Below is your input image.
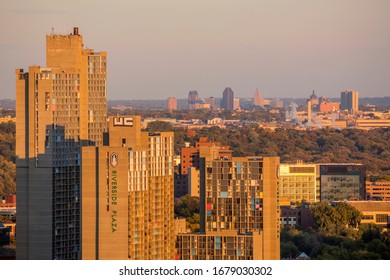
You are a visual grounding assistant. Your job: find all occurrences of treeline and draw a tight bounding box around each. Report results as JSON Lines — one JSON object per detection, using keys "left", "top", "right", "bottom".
{"left": 193, "top": 126, "right": 390, "bottom": 177}
{"left": 0, "top": 121, "right": 15, "bottom": 195}
{"left": 281, "top": 225, "right": 390, "bottom": 259}
{"left": 146, "top": 121, "right": 390, "bottom": 177}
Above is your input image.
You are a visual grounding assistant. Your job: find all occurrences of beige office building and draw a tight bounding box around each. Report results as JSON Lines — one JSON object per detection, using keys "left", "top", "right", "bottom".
{"left": 81, "top": 116, "right": 175, "bottom": 260}
{"left": 16, "top": 27, "right": 107, "bottom": 259}
{"left": 176, "top": 157, "right": 280, "bottom": 260}
{"left": 279, "top": 163, "right": 317, "bottom": 205}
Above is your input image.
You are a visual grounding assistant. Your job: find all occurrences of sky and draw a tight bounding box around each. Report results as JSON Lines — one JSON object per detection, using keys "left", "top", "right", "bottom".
{"left": 1, "top": 0, "right": 389, "bottom": 100}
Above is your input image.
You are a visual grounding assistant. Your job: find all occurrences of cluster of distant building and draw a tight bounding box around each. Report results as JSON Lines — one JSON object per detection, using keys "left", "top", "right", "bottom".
{"left": 166, "top": 87, "right": 284, "bottom": 111}
{"left": 162, "top": 88, "right": 390, "bottom": 130}
{"left": 165, "top": 88, "right": 359, "bottom": 114}
{"left": 302, "top": 90, "right": 390, "bottom": 129}
{"left": 167, "top": 87, "right": 241, "bottom": 111}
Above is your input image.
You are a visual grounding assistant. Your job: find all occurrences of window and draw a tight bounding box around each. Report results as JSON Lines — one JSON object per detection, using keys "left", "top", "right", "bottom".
{"left": 376, "top": 214, "right": 388, "bottom": 223}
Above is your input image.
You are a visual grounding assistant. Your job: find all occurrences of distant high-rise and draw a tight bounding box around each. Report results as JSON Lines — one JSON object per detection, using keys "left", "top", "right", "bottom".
{"left": 340, "top": 90, "right": 359, "bottom": 113}
{"left": 16, "top": 27, "right": 107, "bottom": 259}
{"left": 204, "top": 96, "right": 217, "bottom": 111}
{"left": 81, "top": 116, "right": 175, "bottom": 259}
{"left": 166, "top": 97, "right": 177, "bottom": 110}
{"left": 253, "top": 89, "right": 265, "bottom": 107}
{"left": 188, "top": 90, "right": 198, "bottom": 110}
{"left": 221, "top": 87, "right": 234, "bottom": 110}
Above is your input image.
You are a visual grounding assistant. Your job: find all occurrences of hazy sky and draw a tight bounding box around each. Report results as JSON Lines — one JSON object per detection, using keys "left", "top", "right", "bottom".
{"left": 1, "top": 0, "right": 389, "bottom": 100}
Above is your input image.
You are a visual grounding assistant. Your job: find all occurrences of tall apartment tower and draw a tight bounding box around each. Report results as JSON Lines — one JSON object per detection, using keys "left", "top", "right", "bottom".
{"left": 221, "top": 87, "right": 234, "bottom": 110}
{"left": 81, "top": 116, "right": 175, "bottom": 259}
{"left": 16, "top": 27, "right": 107, "bottom": 259}
{"left": 176, "top": 156, "right": 280, "bottom": 260}
{"left": 340, "top": 90, "right": 359, "bottom": 113}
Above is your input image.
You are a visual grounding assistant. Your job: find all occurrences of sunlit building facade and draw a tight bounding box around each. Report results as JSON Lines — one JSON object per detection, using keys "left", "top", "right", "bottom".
{"left": 279, "top": 163, "right": 317, "bottom": 205}
{"left": 81, "top": 116, "right": 175, "bottom": 260}
{"left": 16, "top": 27, "right": 107, "bottom": 259}
{"left": 176, "top": 157, "right": 280, "bottom": 260}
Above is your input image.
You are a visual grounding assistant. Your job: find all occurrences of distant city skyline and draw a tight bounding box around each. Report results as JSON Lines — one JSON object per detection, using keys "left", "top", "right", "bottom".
{"left": 1, "top": 0, "right": 390, "bottom": 100}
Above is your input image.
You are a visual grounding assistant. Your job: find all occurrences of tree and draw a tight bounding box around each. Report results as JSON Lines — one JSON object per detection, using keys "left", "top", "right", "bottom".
{"left": 311, "top": 202, "right": 337, "bottom": 232}
{"left": 145, "top": 121, "right": 174, "bottom": 132}
{"left": 280, "top": 241, "right": 299, "bottom": 259}
{"left": 310, "top": 202, "right": 362, "bottom": 235}
{"left": 335, "top": 202, "right": 362, "bottom": 228}
{"left": 0, "top": 155, "right": 16, "bottom": 195}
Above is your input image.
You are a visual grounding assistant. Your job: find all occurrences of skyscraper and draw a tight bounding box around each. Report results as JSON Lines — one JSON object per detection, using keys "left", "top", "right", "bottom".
{"left": 81, "top": 116, "right": 175, "bottom": 259}
{"left": 340, "top": 90, "right": 359, "bottom": 113}
{"left": 221, "top": 87, "right": 234, "bottom": 110}
{"left": 16, "top": 27, "right": 107, "bottom": 259}
{"left": 188, "top": 90, "right": 198, "bottom": 110}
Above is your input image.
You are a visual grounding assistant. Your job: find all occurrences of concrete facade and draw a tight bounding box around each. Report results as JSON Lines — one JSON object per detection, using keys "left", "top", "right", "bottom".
{"left": 81, "top": 116, "right": 175, "bottom": 260}
{"left": 16, "top": 28, "right": 107, "bottom": 259}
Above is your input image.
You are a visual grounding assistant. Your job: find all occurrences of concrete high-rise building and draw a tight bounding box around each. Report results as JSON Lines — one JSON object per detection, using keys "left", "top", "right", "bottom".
{"left": 175, "top": 137, "right": 232, "bottom": 198}
{"left": 16, "top": 27, "right": 107, "bottom": 259}
{"left": 176, "top": 157, "right": 280, "bottom": 260}
{"left": 166, "top": 97, "right": 177, "bottom": 110}
{"left": 221, "top": 87, "right": 234, "bottom": 110}
{"left": 188, "top": 90, "right": 199, "bottom": 110}
{"left": 340, "top": 90, "right": 359, "bottom": 113}
{"left": 81, "top": 116, "right": 175, "bottom": 260}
